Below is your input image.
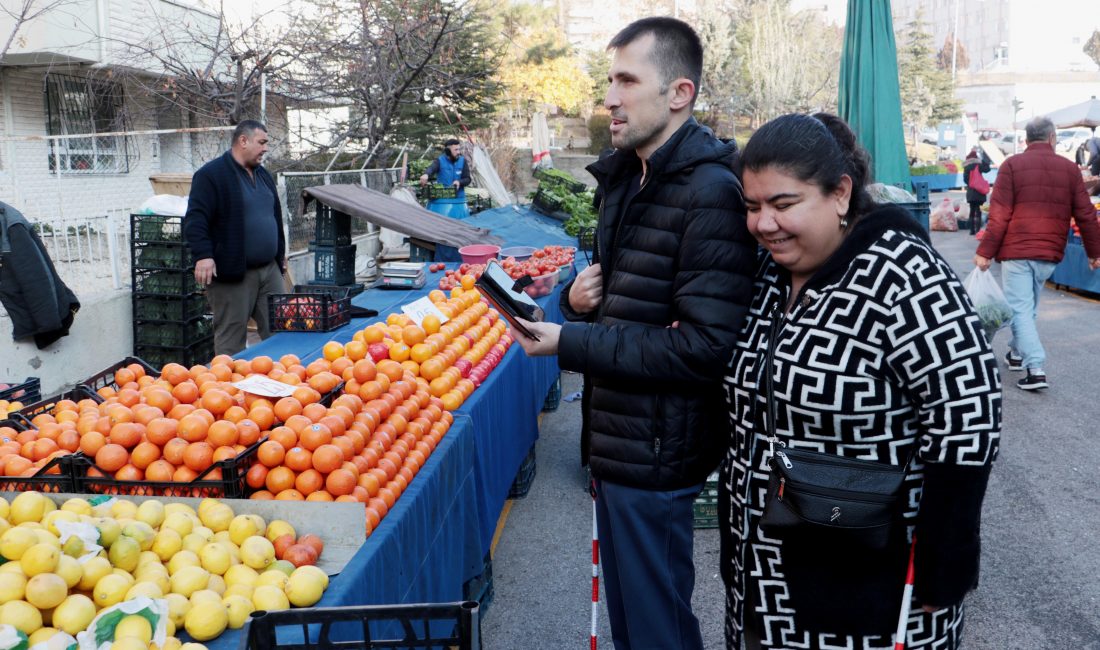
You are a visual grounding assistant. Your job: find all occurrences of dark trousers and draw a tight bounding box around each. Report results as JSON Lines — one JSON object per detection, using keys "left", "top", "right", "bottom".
{"left": 968, "top": 202, "right": 983, "bottom": 234}
{"left": 206, "top": 260, "right": 285, "bottom": 356}
{"left": 595, "top": 479, "right": 704, "bottom": 650}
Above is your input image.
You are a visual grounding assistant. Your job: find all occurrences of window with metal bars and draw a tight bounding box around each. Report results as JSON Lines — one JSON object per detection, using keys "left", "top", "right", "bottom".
{"left": 43, "top": 74, "right": 130, "bottom": 174}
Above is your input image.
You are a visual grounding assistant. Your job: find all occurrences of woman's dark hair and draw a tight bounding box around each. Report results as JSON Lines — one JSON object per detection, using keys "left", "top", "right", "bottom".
{"left": 738, "top": 112, "right": 875, "bottom": 224}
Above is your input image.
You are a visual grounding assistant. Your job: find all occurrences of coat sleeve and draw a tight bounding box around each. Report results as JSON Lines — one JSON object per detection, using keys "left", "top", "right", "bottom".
{"left": 882, "top": 248, "right": 1001, "bottom": 607}
{"left": 424, "top": 159, "right": 441, "bottom": 179}
{"left": 558, "top": 277, "right": 595, "bottom": 322}
{"left": 7, "top": 225, "right": 63, "bottom": 333}
{"left": 183, "top": 169, "right": 218, "bottom": 263}
{"left": 557, "top": 176, "right": 755, "bottom": 384}
{"left": 976, "top": 160, "right": 1013, "bottom": 259}
{"left": 459, "top": 158, "right": 472, "bottom": 188}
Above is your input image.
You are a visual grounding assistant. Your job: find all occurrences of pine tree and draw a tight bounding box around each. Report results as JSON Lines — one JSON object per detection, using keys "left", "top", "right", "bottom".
{"left": 897, "top": 9, "right": 962, "bottom": 132}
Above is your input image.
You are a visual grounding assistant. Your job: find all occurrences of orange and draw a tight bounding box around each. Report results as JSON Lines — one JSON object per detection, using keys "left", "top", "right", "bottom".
{"left": 362, "top": 326, "right": 386, "bottom": 344}
{"left": 207, "top": 420, "right": 239, "bottom": 447}
{"left": 352, "top": 360, "right": 377, "bottom": 384}
{"left": 115, "top": 464, "right": 143, "bottom": 481}
{"left": 79, "top": 431, "right": 108, "bottom": 457}
{"left": 266, "top": 466, "right": 296, "bottom": 493}
{"left": 172, "top": 381, "right": 199, "bottom": 404}
{"left": 237, "top": 419, "right": 262, "bottom": 446}
{"left": 130, "top": 441, "right": 161, "bottom": 469}
{"left": 162, "top": 363, "right": 190, "bottom": 386}
{"left": 109, "top": 422, "right": 142, "bottom": 449}
{"left": 325, "top": 468, "right": 356, "bottom": 496}
{"left": 250, "top": 490, "right": 275, "bottom": 500}
{"left": 145, "top": 459, "right": 175, "bottom": 482}
{"left": 294, "top": 468, "right": 324, "bottom": 495}
{"left": 246, "top": 463, "right": 269, "bottom": 489}
{"left": 95, "top": 443, "right": 129, "bottom": 473}
{"left": 323, "top": 341, "right": 345, "bottom": 362}
{"left": 173, "top": 465, "right": 199, "bottom": 482}
{"left": 273, "top": 397, "right": 303, "bottom": 422}
{"left": 222, "top": 405, "right": 248, "bottom": 423}
{"left": 257, "top": 440, "right": 286, "bottom": 467}
{"left": 275, "top": 488, "right": 304, "bottom": 501}
{"left": 183, "top": 442, "right": 214, "bottom": 472}
{"left": 248, "top": 407, "right": 275, "bottom": 431}
{"left": 251, "top": 356, "right": 274, "bottom": 374}
{"left": 162, "top": 437, "right": 189, "bottom": 465}
{"left": 213, "top": 445, "right": 238, "bottom": 462}
{"left": 284, "top": 446, "right": 313, "bottom": 472}
{"left": 344, "top": 340, "right": 368, "bottom": 361}
{"left": 301, "top": 402, "right": 327, "bottom": 423}
{"left": 311, "top": 444, "right": 343, "bottom": 474}
{"left": 307, "top": 490, "right": 333, "bottom": 502}
{"left": 376, "top": 360, "right": 404, "bottom": 382}
{"left": 200, "top": 389, "right": 233, "bottom": 416}
{"left": 268, "top": 426, "right": 298, "bottom": 450}
{"left": 460, "top": 274, "right": 476, "bottom": 290}
{"left": 299, "top": 423, "right": 332, "bottom": 451}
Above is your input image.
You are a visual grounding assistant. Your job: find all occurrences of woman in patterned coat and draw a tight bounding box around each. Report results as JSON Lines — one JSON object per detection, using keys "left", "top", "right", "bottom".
{"left": 720, "top": 113, "right": 1001, "bottom": 650}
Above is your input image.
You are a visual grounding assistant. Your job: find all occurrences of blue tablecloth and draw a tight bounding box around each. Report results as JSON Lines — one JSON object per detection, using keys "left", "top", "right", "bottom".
{"left": 212, "top": 206, "right": 570, "bottom": 648}
{"left": 1052, "top": 237, "right": 1100, "bottom": 293}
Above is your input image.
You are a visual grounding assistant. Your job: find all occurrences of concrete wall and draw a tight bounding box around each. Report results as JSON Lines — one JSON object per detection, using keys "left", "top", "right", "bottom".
{"left": 511, "top": 149, "right": 598, "bottom": 200}
{"left": 0, "top": 290, "right": 132, "bottom": 395}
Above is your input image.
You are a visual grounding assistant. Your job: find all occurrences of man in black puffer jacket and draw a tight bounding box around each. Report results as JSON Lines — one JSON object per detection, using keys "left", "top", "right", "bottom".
{"left": 515, "top": 17, "right": 755, "bottom": 650}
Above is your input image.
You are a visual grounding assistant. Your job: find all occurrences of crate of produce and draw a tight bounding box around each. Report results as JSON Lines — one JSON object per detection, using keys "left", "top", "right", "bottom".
{"left": 508, "top": 446, "right": 537, "bottom": 499}
{"left": 313, "top": 203, "right": 353, "bottom": 247}
{"left": 79, "top": 356, "right": 160, "bottom": 395}
{"left": 71, "top": 437, "right": 264, "bottom": 498}
{"left": 134, "top": 338, "right": 215, "bottom": 370}
{"left": 535, "top": 168, "right": 587, "bottom": 194}
{"left": 531, "top": 188, "right": 565, "bottom": 217}
{"left": 240, "top": 601, "right": 481, "bottom": 650}
{"left": 693, "top": 472, "right": 720, "bottom": 529}
{"left": 132, "top": 240, "right": 193, "bottom": 270}
{"left": 18, "top": 386, "right": 103, "bottom": 422}
{"left": 132, "top": 293, "right": 209, "bottom": 321}
{"left": 462, "top": 553, "right": 494, "bottom": 617}
{"left": 0, "top": 418, "right": 80, "bottom": 492}
{"left": 133, "top": 315, "right": 214, "bottom": 347}
{"left": 270, "top": 285, "right": 352, "bottom": 333}
{"left": 542, "top": 374, "right": 561, "bottom": 412}
{"left": 0, "top": 377, "right": 41, "bottom": 405}
{"left": 131, "top": 212, "right": 185, "bottom": 243}
{"left": 133, "top": 266, "right": 202, "bottom": 295}
{"left": 312, "top": 243, "right": 357, "bottom": 286}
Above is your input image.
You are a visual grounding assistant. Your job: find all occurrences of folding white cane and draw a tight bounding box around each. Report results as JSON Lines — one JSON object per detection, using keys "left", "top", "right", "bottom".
{"left": 590, "top": 482, "right": 600, "bottom": 650}
{"left": 893, "top": 537, "right": 917, "bottom": 650}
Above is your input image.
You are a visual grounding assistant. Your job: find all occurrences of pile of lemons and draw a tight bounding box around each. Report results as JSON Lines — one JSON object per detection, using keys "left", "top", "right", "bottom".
{"left": 0, "top": 491, "right": 329, "bottom": 649}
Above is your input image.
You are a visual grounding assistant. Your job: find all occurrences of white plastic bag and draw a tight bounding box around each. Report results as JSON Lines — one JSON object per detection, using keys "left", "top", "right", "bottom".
{"left": 930, "top": 197, "right": 959, "bottom": 231}
{"left": 964, "top": 268, "right": 1013, "bottom": 341}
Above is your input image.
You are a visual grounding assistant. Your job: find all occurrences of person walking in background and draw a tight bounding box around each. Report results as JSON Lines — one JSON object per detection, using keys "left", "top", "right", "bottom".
{"left": 722, "top": 112, "right": 1000, "bottom": 650}
{"left": 511, "top": 17, "right": 756, "bottom": 649}
{"left": 975, "top": 116, "right": 1100, "bottom": 390}
{"left": 963, "top": 148, "right": 991, "bottom": 235}
{"left": 419, "top": 138, "right": 471, "bottom": 199}
{"left": 184, "top": 120, "right": 287, "bottom": 357}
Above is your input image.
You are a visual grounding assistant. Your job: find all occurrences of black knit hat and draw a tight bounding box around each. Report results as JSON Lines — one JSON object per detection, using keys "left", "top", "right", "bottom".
{"left": 444, "top": 138, "right": 461, "bottom": 147}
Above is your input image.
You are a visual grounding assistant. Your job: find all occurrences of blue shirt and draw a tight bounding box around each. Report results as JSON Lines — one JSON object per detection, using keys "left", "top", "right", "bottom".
{"left": 235, "top": 163, "right": 278, "bottom": 267}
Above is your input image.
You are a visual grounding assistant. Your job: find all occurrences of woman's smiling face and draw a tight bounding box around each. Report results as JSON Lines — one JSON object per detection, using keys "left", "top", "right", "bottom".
{"left": 742, "top": 165, "right": 852, "bottom": 283}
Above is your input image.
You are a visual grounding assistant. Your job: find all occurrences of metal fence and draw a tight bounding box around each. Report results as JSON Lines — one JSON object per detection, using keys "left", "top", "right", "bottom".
{"left": 277, "top": 168, "right": 403, "bottom": 253}
{"left": 32, "top": 212, "right": 131, "bottom": 291}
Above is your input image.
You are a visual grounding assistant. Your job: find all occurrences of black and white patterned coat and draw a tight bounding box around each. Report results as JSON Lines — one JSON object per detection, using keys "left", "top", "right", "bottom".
{"left": 719, "top": 206, "right": 1001, "bottom": 650}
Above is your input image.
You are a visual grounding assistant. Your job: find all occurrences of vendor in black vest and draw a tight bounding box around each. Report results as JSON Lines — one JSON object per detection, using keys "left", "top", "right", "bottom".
{"left": 419, "top": 138, "right": 471, "bottom": 198}
{"left": 183, "top": 120, "right": 286, "bottom": 356}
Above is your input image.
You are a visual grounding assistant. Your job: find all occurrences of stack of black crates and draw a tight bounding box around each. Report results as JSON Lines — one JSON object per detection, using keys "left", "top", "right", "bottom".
{"left": 311, "top": 203, "right": 357, "bottom": 287}
{"left": 130, "top": 213, "right": 214, "bottom": 368}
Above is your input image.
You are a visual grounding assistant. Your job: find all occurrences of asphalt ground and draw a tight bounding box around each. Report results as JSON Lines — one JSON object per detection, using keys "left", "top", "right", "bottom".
{"left": 484, "top": 189, "right": 1100, "bottom": 649}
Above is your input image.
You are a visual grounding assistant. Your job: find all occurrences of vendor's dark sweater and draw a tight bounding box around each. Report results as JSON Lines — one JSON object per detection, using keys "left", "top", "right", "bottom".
{"left": 183, "top": 151, "right": 285, "bottom": 283}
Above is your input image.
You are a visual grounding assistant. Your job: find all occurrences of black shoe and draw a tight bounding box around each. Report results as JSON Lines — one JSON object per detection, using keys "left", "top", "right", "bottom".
{"left": 1017, "top": 372, "right": 1048, "bottom": 391}
{"left": 1005, "top": 351, "right": 1024, "bottom": 372}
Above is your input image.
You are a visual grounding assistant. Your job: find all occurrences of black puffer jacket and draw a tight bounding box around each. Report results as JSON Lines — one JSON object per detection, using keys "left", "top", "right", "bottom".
{"left": 557, "top": 119, "right": 756, "bottom": 490}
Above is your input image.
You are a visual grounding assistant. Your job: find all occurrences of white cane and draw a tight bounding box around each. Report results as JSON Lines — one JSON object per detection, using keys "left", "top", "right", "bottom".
{"left": 893, "top": 536, "right": 917, "bottom": 650}
{"left": 590, "top": 482, "right": 599, "bottom": 650}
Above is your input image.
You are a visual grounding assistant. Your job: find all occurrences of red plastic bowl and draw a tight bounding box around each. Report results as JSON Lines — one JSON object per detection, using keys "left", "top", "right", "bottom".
{"left": 458, "top": 245, "right": 501, "bottom": 265}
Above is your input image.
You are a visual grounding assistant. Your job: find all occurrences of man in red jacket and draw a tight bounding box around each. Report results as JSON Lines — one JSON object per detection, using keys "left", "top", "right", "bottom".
{"left": 975, "top": 116, "right": 1100, "bottom": 390}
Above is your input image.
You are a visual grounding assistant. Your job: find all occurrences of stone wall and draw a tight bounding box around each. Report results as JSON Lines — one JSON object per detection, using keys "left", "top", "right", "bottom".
{"left": 510, "top": 149, "right": 598, "bottom": 200}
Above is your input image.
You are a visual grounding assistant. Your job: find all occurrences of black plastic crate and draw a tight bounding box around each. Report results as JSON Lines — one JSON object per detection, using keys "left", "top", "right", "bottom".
{"left": 462, "top": 554, "right": 494, "bottom": 619}
{"left": 693, "top": 473, "right": 720, "bottom": 529}
{"left": 131, "top": 213, "right": 184, "bottom": 244}
{"left": 72, "top": 437, "right": 265, "bottom": 498}
{"left": 541, "top": 375, "right": 561, "bottom": 412}
{"left": 313, "top": 204, "right": 353, "bottom": 247}
{"left": 508, "top": 446, "right": 536, "bottom": 499}
{"left": 133, "top": 267, "right": 202, "bottom": 295}
{"left": 312, "top": 244, "right": 357, "bottom": 286}
{"left": 531, "top": 188, "right": 564, "bottom": 216}
{"left": 133, "top": 316, "right": 213, "bottom": 347}
{"left": 79, "top": 357, "right": 159, "bottom": 395}
{"left": 239, "top": 601, "right": 480, "bottom": 650}
{"left": 416, "top": 184, "right": 460, "bottom": 203}
{"left": 133, "top": 293, "right": 209, "bottom": 321}
{"left": 0, "top": 448, "right": 80, "bottom": 494}
{"left": 303, "top": 281, "right": 365, "bottom": 298}
{"left": 269, "top": 285, "right": 352, "bottom": 333}
{"left": 18, "top": 386, "right": 103, "bottom": 422}
{"left": 534, "top": 168, "right": 587, "bottom": 194}
{"left": 134, "top": 338, "right": 215, "bottom": 370}
{"left": 132, "top": 241, "right": 193, "bottom": 271}
{"left": 0, "top": 377, "right": 41, "bottom": 405}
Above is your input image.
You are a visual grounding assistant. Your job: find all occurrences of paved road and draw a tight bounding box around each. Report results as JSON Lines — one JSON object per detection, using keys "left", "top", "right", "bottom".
{"left": 484, "top": 198, "right": 1100, "bottom": 649}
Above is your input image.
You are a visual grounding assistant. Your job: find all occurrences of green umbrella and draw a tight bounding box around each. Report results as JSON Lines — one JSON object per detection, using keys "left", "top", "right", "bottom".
{"left": 838, "top": 0, "right": 910, "bottom": 190}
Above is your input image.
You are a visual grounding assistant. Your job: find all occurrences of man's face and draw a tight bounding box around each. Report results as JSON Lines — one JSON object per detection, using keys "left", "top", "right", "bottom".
{"left": 605, "top": 34, "right": 671, "bottom": 155}
{"left": 237, "top": 129, "right": 269, "bottom": 168}
{"left": 446, "top": 143, "right": 461, "bottom": 158}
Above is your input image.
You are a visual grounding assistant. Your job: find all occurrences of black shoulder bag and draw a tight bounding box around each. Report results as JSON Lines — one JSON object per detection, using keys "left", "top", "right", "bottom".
{"left": 758, "top": 309, "right": 914, "bottom": 550}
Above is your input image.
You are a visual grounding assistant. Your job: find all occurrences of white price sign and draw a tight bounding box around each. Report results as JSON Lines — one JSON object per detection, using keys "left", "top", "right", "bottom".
{"left": 233, "top": 375, "right": 297, "bottom": 398}
{"left": 401, "top": 296, "right": 449, "bottom": 327}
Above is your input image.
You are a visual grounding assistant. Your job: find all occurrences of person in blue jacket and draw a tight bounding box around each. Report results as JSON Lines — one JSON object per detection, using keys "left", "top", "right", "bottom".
{"left": 419, "top": 139, "right": 471, "bottom": 198}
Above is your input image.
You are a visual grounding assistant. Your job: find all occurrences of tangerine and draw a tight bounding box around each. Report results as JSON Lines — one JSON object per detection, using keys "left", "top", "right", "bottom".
{"left": 207, "top": 420, "right": 239, "bottom": 447}
{"left": 95, "top": 443, "right": 129, "bottom": 472}
{"left": 295, "top": 468, "right": 324, "bottom": 495}
{"left": 237, "top": 419, "right": 262, "bottom": 446}
{"left": 79, "top": 431, "right": 108, "bottom": 457}
{"left": 311, "top": 444, "right": 343, "bottom": 474}
{"left": 130, "top": 441, "right": 161, "bottom": 469}
{"left": 163, "top": 437, "right": 189, "bottom": 465}
{"left": 299, "top": 424, "right": 332, "bottom": 451}
{"left": 246, "top": 463, "right": 269, "bottom": 489}
{"left": 177, "top": 414, "right": 209, "bottom": 442}
{"left": 145, "top": 459, "right": 175, "bottom": 481}
{"left": 325, "top": 468, "right": 356, "bottom": 496}
{"left": 284, "top": 446, "right": 313, "bottom": 472}
{"left": 273, "top": 397, "right": 303, "bottom": 422}
{"left": 258, "top": 440, "right": 286, "bottom": 467}
{"left": 266, "top": 466, "right": 296, "bottom": 493}
{"left": 183, "top": 442, "right": 214, "bottom": 472}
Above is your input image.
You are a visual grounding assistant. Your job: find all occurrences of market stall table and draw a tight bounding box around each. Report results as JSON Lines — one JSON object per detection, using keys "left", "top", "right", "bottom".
{"left": 1051, "top": 234, "right": 1100, "bottom": 293}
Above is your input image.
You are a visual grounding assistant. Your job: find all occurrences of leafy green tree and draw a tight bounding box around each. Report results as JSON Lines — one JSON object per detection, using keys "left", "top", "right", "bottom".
{"left": 897, "top": 9, "right": 962, "bottom": 131}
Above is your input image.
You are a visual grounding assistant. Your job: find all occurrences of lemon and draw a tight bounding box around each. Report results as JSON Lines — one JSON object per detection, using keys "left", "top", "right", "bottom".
{"left": 239, "top": 536, "right": 275, "bottom": 570}
{"left": 32, "top": 529, "right": 60, "bottom": 548}
{"left": 285, "top": 568, "right": 325, "bottom": 607}
{"left": 157, "top": 637, "right": 183, "bottom": 650}
{"left": 9, "top": 492, "right": 48, "bottom": 525}
{"left": 77, "top": 556, "right": 112, "bottom": 591}
{"left": 181, "top": 532, "right": 209, "bottom": 555}
{"left": 223, "top": 594, "right": 254, "bottom": 629}
{"left": 162, "top": 512, "right": 195, "bottom": 537}
{"left": 168, "top": 550, "right": 201, "bottom": 575}
{"left": 189, "top": 590, "right": 222, "bottom": 609}
{"left": 0, "top": 527, "right": 39, "bottom": 561}
{"left": 184, "top": 600, "right": 228, "bottom": 641}
{"left": 136, "top": 500, "right": 166, "bottom": 528}
{"left": 181, "top": 642, "right": 210, "bottom": 650}
{"left": 196, "top": 498, "right": 220, "bottom": 518}
{"left": 207, "top": 574, "right": 226, "bottom": 596}
{"left": 28, "top": 627, "right": 65, "bottom": 645}
{"left": 0, "top": 599, "right": 43, "bottom": 635}
{"left": 60, "top": 498, "right": 91, "bottom": 516}
{"left": 228, "top": 514, "right": 265, "bottom": 546}
{"left": 92, "top": 518, "right": 121, "bottom": 547}
{"left": 212, "top": 530, "right": 232, "bottom": 545}
{"left": 255, "top": 570, "right": 288, "bottom": 590}
{"left": 138, "top": 550, "right": 162, "bottom": 568}
{"left": 224, "top": 564, "right": 258, "bottom": 589}
{"left": 0, "top": 496, "right": 8, "bottom": 519}
{"left": 169, "top": 565, "right": 209, "bottom": 597}
{"left": 199, "top": 542, "right": 231, "bottom": 576}
{"left": 108, "top": 535, "right": 141, "bottom": 572}
{"left": 44, "top": 510, "right": 79, "bottom": 537}
{"left": 92, "top": 573, "right": 129, "bottom": 608}
{"left": 293, "top": 565, "right": 330, "bottom": 589}
{"left": 0, "top": 519, "right": 9, "bottom": 537}
{"left": 165, "top": 617, "right": 176, "bottom": 636}
{"left": 164, "top": 592, "right": 190, "bottom": 627}
{"left": 114, "top": 613, "right": 153, "bottom": 643}
{"left": 251, "top": 584, "right": 290, "bottom": 611}
{"left": 111, "top": 568, "right": 136, "bottom": 586}
{"left": 110, "top": 500, "right": 138, "bottom": 520}
{"left": 223, "top": 583, "right": 254, "bottom": 601}
{"left": 0, "top": 572, "right": 26, "bottom": 604}
{"left": 265, "top": 520, "right": 296, "bottom": 543}
{"left": 112, "top": 637, "right": 150, "bottom": 650}
{"left": 25, "top": 573, "right": 67, "bottom": 609}
{"left": 165, "top": 502, "right": 197, "bottom": 517}
{"left": 121, "top": 521, "right": 156, "bottom": 551}
{"left": 126, "top": 581, "right": 164, "bottom": 600}
{"left": 61, "top": 535, "right": 85, "bottom": 559}
{"left": 0, "top": 562, "right": 24, "bottom": 575}
{"left": 55, "top": 554, "right": 81, "bottom": 589}
{"left": 20, "top": 543, "right": 59, "bottom": 576}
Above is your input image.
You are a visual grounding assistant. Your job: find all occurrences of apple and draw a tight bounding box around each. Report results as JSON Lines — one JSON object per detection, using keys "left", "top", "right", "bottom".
{"left": 367, "top": 342, "right": 390, "bottom": 362}
{"left": 453, "top": 359, "right": 472, "bottom": 378}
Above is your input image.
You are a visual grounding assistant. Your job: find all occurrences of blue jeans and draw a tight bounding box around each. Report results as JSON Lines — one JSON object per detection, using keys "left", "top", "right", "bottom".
{"left": 594, "top": 479, "right": 704, "bottom": 650}
{"left": 1002, "top": 259, "right": 1057, "bottom": 370}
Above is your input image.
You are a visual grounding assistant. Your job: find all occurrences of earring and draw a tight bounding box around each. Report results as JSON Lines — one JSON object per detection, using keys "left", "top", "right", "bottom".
{"left": 839, "top": 217, "right": 849, "bottom": 229}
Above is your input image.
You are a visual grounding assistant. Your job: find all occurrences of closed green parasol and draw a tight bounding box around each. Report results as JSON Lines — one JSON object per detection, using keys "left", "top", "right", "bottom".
{"left": 838, "top": 0, "right": 910, "bottom": 189}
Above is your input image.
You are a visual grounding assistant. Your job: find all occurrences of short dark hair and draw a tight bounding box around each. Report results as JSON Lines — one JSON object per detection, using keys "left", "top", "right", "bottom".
{"left": 1025, "top": 117, "right": 1054, "bottom": 143}
{"left": 443, "top": 138, "right": 461, "bottom": 147}
{"left": 739, "top": 113, "right": 876, "bottom": 224}
{"left": 232, "top": 120, "right": 267, "bottom": 144}
{"left": 608, "top": 17, "right": 703, "bottom": 102}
